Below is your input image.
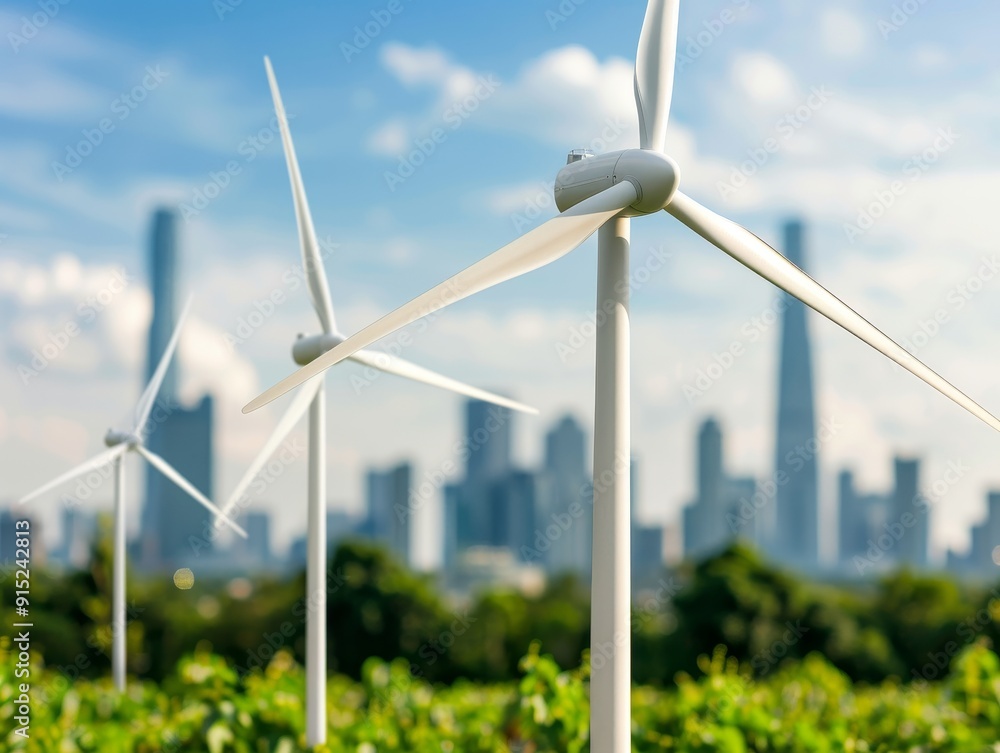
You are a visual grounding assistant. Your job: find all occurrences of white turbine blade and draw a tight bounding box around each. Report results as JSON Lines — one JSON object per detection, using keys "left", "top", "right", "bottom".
{"left": 264, "top": 56, "right": 337, "bottom": 334}
{"left": 134, "top": 294, "right": 193, "bottom": 435}
{"left": 18, "top": 446, "right": 126, "bottom": 505}
{"left": 244, "top": 181, "right": 639, "bottom": 413}
{"left": 634, "top": 0, "right": 680, "bottom": 153}
{"left": 136, "top": 446, "right": 249, "bottom": 538}
{"left": 219, "top": 376, "right": 321, "bottom": 519}
{"left": 666, "top": 191, "right": 1000, "bottom": 433}
{"left": 348, "top": 348, "right": 538, "bottom": 415}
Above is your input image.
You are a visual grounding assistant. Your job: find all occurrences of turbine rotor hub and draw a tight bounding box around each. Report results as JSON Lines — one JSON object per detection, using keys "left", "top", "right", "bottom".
{"left": 292, "top": 332, "right": 344, "bottom": 366}
{"left": 554, "top": 147, "right": 680, "bottom": 217}
{"left": 104, "top": 429, "right": 140, "bottom": 449}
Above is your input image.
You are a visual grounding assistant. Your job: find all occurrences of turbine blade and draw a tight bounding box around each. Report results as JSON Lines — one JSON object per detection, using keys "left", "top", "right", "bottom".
{"left": 348, "top": 348, "right": 538, "bottom": 415}
{"left": 265, "top": 56, "right": 337, "bottom": 334}
{"left": 137, "top": 446, "right": 249, "bottom": 538}
{"left": 219, "top": 376, "right": 321, "bottom": 520}
{"left": 134, "top": 294, "right": 193, "bottom": 436}
{"left": 666, "top": 191, "right": 1000, "bottom": 433}
{"left": 243, "top": 181, "right": 639, "bottom": 413}
{"left": 635, "top": 0, "right": 680, "bottom": 152}
{"left": 18, "top": 446, "right": 126, "bottom": 505}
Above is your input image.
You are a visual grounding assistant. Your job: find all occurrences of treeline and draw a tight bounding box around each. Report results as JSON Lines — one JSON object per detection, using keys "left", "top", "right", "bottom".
{"left": 3, "top": 530, "right": 998, "bottom": 687}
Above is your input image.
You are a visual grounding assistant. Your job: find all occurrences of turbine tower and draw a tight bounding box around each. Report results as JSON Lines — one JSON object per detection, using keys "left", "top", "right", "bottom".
{"left": 245, "top": 2, "right": 1000, "bottom": 749}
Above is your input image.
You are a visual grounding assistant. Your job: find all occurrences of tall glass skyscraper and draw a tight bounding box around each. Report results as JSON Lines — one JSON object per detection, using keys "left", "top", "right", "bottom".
{"left": 773, "top": 220, "right": 819, "bottom": 569}
{"left": 139, "top": 208, "right": 215, "bottom": 569}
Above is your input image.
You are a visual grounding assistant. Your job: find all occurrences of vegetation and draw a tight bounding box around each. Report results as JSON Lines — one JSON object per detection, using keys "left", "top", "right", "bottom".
{"left": 3, "top": 636, "right": 1000, "bottom": 751}
{"left": 3, "top": 536, "right": 1000, "bottom": 749}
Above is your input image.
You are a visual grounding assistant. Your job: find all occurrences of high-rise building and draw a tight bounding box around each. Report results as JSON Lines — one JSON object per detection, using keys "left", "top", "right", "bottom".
{"left": 55, "top": 507, "right": 98, "bottom": 569}
{"left": 365, "top": 462, "right": 413, "bottom": 566}
{"left": 631, "top": 458, "right": 664, "bottom": 584}
{"left": 773, "top": 219, "right": 819, "bottom": 569}
{"left": 969, "top": 492, "right": 1000, "bottom": 575}
{"left": 139, "top": 208, "right": 216, "bottom": 570}
{"left": 683, "top": 418, "right": 758, "bottom": 559}
{"left": 452, "top": 399, "right": 516, "bottom": 552}
{"left": 237, "top": 512, "right": 272, "bottom": 566}
{"left": 538, "top": 416, "right": 591, "bottom": 577}
{"left": 892, "top": 458, "right": 928, "bottom": 568}
{"left": 837, "top": 469, "right": 890, "bottom": 570}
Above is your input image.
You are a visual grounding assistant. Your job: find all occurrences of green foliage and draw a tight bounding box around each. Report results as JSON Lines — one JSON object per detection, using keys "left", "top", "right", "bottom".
{"left": 4, "top": 636, "right": 1000, "bottom": 751}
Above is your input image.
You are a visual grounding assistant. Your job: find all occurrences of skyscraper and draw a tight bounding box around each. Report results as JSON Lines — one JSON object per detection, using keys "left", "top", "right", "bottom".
{"left": 892, "top": 458, "right": 928, "bottom": 568}
{"left": 365, "top": 462, "right": 413, "bottom": 566}
{"left": 237, "top": 512, "right": 272, "bottom": 566}
{"left": 773, "top": 220, "right": 819, "bottom": 569}
{"left": 139, "top": 208, "right": 216, "bottom": 569}
{"left": 683, "top": 418, "right": 758, "bottom": 558}
{"left": 969, "top": 492, "right": 1000, "bottom": 575}
{"left": 539, "top": 416, "right": 591, "bottom": 576}
{"left": 837, "top": 468, "right": 890, "bottom": 570}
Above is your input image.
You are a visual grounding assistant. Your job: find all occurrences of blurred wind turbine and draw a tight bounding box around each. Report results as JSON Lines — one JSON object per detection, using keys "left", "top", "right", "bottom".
{"left": 19, "top": 295, "right": 247, "bottom": 693}
{"left": 245, "top": 2, "right": 1000, "bottom": 749}
{"left": 225, "top": 57, "right": 535, "bottom": 748}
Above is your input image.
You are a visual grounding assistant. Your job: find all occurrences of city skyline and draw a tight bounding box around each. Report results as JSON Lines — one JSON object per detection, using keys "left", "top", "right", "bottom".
{"left": 4, "top": 1, "right": 1000, "bottom": 570}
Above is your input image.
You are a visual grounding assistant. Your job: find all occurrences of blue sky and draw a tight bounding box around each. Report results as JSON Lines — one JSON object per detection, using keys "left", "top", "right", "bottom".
{"left": 3, "top": 0, "right": 1000, "bottom": 569}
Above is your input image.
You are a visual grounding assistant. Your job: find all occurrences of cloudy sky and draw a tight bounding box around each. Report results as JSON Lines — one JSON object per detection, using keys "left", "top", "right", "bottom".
{"left": 2, "top": 0, "right": 999, "bottom": 570}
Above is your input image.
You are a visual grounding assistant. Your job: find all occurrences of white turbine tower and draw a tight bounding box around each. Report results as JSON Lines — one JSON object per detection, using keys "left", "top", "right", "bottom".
{"left": 19, "top": 296, "right": 247, "bottom": 693}
{"left": 226, "top": 57, "right": 535, "bottom": 748}
{"left": 245, "top": 4, "right": 1000, "bottom": 750}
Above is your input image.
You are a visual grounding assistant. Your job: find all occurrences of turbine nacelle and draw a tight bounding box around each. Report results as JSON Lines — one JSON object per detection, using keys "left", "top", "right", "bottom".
{"left": 292, "top": 332, "right": 344, "bottom": 366}
{"left": 104, "top": 429, "right": 140, "bottom": 449}
{"left": 554, "top": 147, "right": 680, "bottom": 217}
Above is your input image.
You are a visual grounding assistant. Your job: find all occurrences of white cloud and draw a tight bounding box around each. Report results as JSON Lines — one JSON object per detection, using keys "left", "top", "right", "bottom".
{"left": 730, "top": 51, "right": 798, "bottom": 106}
{"left": 820, "top": 9, "right": 869, "bottom": 59}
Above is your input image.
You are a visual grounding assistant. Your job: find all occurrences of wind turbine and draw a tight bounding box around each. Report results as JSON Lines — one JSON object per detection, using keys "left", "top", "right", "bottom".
{"left": 19, "top": 296, "right": 247, "bottom": 693}
{"left": 245, "top": 3, "right": 1000, "bottom": 749}
{"left": 226, "top": 57, "right": 535, "bottom": 748}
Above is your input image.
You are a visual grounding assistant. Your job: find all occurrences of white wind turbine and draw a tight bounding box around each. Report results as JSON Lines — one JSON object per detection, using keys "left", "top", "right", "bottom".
{"left": 19, "top": 295, "right": 247, "bottom": 693}
{"left": 245, "top": 4, "right": 1000, "bottom": 749}
{"left": 224, "top": 57, "right": 535, "bottom": 748}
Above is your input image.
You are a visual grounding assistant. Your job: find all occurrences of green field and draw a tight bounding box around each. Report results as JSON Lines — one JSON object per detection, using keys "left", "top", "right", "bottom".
{"left": 3, "top": 638, "right": 1000, "bottom": 751}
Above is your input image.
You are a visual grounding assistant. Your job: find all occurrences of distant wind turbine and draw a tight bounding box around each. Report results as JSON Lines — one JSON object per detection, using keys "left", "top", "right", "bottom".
{"left": 19, "top": 296, "right": 247, "bottom": 692}
{"left": 224, "top": 57, "right": 535, "bottom": 748}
